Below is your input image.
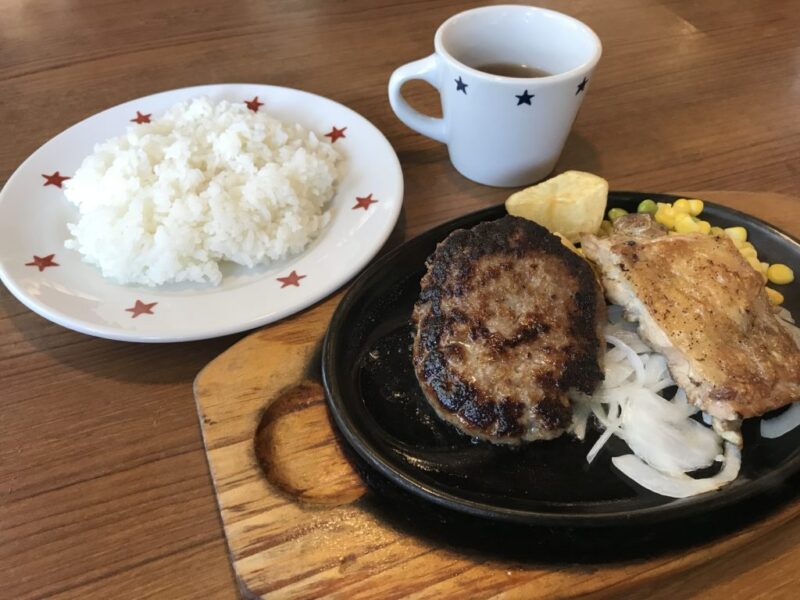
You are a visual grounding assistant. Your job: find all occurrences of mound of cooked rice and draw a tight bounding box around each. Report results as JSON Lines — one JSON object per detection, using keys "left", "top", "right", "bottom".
{"left": 63, "top": 97, "right": 341, "bottom": 286}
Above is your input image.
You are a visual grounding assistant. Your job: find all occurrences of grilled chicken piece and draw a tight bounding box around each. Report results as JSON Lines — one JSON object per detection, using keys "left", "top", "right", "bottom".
{"left": 582, "top": 214, "right": 800, "bottom": 433}
{"left": 412, "top": 215, "right": 605, "bottom": 445}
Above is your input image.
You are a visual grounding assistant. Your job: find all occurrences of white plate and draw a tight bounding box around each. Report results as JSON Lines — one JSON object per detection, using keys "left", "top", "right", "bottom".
{"left": 0, "top": 84, "right": 403, "bottom": 342}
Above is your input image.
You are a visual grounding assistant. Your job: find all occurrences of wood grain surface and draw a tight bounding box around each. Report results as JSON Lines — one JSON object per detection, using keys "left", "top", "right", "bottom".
{"left": 1, "top": 1, "right": 799, "bottom": 598}
{"left": 195, "top": 191, "right": 800, "bottom": 600}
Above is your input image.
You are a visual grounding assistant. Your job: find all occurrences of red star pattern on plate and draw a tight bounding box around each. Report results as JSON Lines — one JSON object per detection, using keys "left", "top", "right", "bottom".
{"left": 25, "top": 254, "right": 59, "bottom": 271}
{"left": 131, "top": 111, "right": 152, "bottom": 124}
{"left": 41, "top": 171, "right": 70, "bottom": 188}
{"left": 352, "top": 193, "right": 378, "bottom": 210}
{"left": 324, "top": 126, "right": 347, "bottom": 143}
{"left": 276, "top": 271, "right": 306, "bottom": 288}
{"left": 125, "top": 300, "right": 158, "bottom": 318}
{"left": 245, "top": 96, "right": 264, "bottom": 112}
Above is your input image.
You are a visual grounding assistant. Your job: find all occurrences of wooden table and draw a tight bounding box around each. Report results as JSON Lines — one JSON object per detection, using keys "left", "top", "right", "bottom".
{"left": 1, "top": 1, "right": 798, "bottom": 598}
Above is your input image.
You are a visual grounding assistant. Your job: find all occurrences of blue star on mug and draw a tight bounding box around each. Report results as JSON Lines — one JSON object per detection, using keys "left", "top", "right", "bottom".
{"left": 454, "top": 77, "right": 468, "bottom": 94}
{"left": 516, "top": 90, "right": 534, "bottom": 105}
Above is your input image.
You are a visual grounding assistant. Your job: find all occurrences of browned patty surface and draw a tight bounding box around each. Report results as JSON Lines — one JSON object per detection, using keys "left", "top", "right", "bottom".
{"left": 412, "top": 215, "right": 605, "bottom": 444}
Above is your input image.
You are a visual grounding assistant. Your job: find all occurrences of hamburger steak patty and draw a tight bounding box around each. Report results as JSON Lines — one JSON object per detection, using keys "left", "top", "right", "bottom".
{"left": 412, "top": 215, "right": 605, "bottom": 445}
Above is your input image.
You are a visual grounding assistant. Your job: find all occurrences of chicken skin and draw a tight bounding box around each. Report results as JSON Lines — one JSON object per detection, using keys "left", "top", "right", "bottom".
{"left": 582, "top": 214, "right": 800, "bottom": 436}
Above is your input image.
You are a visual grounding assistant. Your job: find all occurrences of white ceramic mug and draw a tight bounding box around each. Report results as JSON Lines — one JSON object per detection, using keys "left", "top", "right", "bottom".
{"left": 388, "top": 5, "right": 602, "bottom": 187}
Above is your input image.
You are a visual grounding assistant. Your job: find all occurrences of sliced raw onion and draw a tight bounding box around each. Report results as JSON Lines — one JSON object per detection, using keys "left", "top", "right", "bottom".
{"left": 761, "top": 403, "right": 800, "bottom": 439}
{"left": 650, "top": 378, "right": 676, "bottom": 393}
{"left": 611, "top": 442, "right": 741, "bottom": 498}
{"left": 575, "top": 315, "right": 742, "bottom": 498}
{"left": 605, "top": 325, "right": 651, "bottom": 353}
{"left": 604, "top": 360, "right": 635, "bottom": 388}
{"left": 571, "top": 302, "right": 799, "bottom": 497}
{"left": 585, "top": 303, "right": 800, "bottom": 497}
{"left": 605, "top": 334, "right": 645, "bottom": 385}
{"left": 643, "top": 354, "right": 670, "bottom": 387}
{"left": 587, "top": 422, "right": 619, "bottom": 464}
{"left": 672, "top": 388, "right": 697, "bottom": 416}
{"left": 621, "top": 396, "right": 721, "bottom": 475}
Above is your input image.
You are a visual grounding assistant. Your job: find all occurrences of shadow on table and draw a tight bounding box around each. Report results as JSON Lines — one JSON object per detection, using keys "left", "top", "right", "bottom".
{"left": 5, "top": 310, "right": 248, "bottom": 385}
{"left": 557, "top": 129, "right": 603, "bottom": 175}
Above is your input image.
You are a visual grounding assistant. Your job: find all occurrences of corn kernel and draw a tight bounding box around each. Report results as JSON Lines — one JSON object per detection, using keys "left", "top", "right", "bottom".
{"left": 759, "top": 262, "right": 769, "bottom": 281}
{"left": 767, "top": 263, "right": 794, "bottom": 285}
{"left": 655, "top": 205, "right": 676, "bottom": 229}
{"left": 710, "top": 226, "right": 725, "bottom": 236}
{"left": 687, "top": 199, "right": 704, "bottom": 216}
{"left": 766, "top": 287, "right": 784, "bottom": 305}
{"left": 740, "top": 246, "right": 757, "bottom": 260}
{"left": 673, "top": 199, "right": 691, "bottom": 214}
{"left": 746, "top": 256, "right": 762, "bottom": 273}
{"left": 724, "top": 226, "right": 747, "bottom": 243}
{"left": 739, "top": 241, "right": 757, "bottom": 258}
{"left": 725, "top": 234, "right": 746, "bottom": 249}
{"left": 674, "top": 213, "right": 701, "bottom": 233}
{"left": 697, "top": 220, "right": 711, "bottom": 234}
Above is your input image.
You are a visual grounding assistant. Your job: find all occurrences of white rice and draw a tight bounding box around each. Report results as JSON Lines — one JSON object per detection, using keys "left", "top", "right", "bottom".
{"left": 63, "top": 97, "right": 341, "bottom": 286}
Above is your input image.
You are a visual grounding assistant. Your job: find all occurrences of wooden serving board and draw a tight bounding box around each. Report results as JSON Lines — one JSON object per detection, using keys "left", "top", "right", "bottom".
{"left": 194, "top": 191, "right": 800, "bottom": 599}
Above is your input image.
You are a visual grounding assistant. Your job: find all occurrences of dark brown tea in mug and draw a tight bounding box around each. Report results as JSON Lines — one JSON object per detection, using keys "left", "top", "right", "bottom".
{"left": 475, "top": 63, "right": 552, "bottom": 78}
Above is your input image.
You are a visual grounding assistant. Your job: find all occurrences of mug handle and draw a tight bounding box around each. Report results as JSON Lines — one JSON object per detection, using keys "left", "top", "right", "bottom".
{"left": 388, "top": 55, "right": 447, "bottom": 144}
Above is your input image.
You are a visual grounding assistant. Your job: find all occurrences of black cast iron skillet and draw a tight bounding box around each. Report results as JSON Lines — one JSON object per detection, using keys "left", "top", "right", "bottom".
{"left": 323, "top": 192, "right": 800, "bottom": 529}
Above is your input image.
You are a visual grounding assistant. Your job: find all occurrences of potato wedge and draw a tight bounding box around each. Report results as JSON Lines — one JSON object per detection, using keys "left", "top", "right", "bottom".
{"left": 505, "top": 171, "right": 608, "bottom": 242}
